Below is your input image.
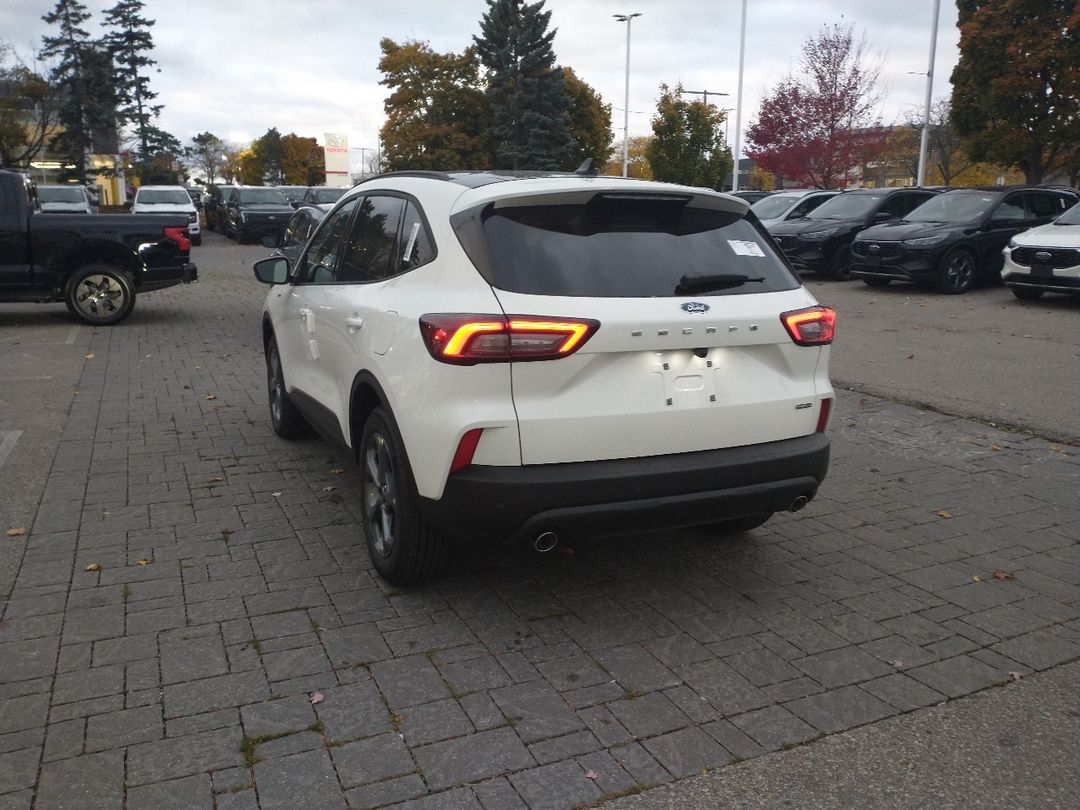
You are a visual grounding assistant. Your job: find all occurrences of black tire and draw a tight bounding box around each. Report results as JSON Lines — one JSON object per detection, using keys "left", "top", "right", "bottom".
{"left": 359, "top": 407, "right": 448, "bottom": 586}
{"left": 825, "top": 244, "right": 853, "bottom": 280}
{"left": 64, "top": 263, "right": 136, "bottom": 325}
{"left": 936, "top": 248, "right": 977, "bottom": 294}
{"left": 265, "top": 337, "right": 308, "bottom": 439}
{"left": 708, "top": 513, "right": 772, "bottom": 534}
{"left": 862, "top": 276, "right": 891, "bottom": 288}
{"left": 1011, "top": 286, "right": 1044, "bottom": 301}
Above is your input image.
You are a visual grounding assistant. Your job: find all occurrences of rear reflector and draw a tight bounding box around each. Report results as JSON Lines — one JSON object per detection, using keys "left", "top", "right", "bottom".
{"left": 816, "top": 397, "right": 832, "bottom": 432}
{"left": 450, "top": 428, "right": 484, "bottom": 472}
{"left": 420, "top": 314, "right": 599, "bottom": 364}
{"left": 164, "top": 226, "right": 190, "bottom": 252}
{"left": 781, "top": 306, "right": 836, "bottom": 346}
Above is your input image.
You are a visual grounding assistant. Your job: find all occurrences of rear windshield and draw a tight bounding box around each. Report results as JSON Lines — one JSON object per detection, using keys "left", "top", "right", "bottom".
{"left": 310, "top": 188, "right": 346, "bottom": 204}
{"left": 136, "top": 189, "right": 191, "bottom": 205}
{"left": 453, "top": 193, "right": 799, "bottom": 297}
{"left": 38, "top": 186, "right": 87, "bottom": 203}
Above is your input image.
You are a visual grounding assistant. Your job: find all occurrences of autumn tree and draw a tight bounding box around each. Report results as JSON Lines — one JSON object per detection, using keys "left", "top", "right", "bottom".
{"left": 746, "top": 23, "right": 885, "bottom": 188}
{"left": 247, "top": 127, "right": 284, "bottom": 184}
{"left": 0, "top": 45, "right": 56, "bottom": 168}
{"left": 474, "top": 0, "right": 571, "bottom": 169}
{"left": 377, "top": 38, "right": 490, "bottom": 171}
{"left": 561, "top": 67, "right": 613, "bottom": 172}
{"left": 951, "top": 0, "right": 1080, "bottom": 183}
{"left": 281, "top": 133, "right": 324, "bottom": 185}
{"left": 185, "top": 131, "right": 224, "bottom": 183}
{"left": 40, "top": 0, "right": 117, "bottom": 183}
{"left": 646, "top": 83, "right": 731, "bottom": 189}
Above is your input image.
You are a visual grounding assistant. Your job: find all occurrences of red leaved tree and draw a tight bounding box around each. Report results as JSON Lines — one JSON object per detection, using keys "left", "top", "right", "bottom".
{"left": 746, "top": 24, "right": 887, "bottom": 188}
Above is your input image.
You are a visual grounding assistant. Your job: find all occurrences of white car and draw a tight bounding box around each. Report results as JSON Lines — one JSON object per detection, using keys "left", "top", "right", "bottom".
{"left": 253, "top": 172, "right": 836, "bottom": 585}
{"left": 1002, "top": 201, "right": 1080, "bottom": 300}
{"left": 750, "top": 189, "right": 840, "bottom": 228}
{"left": 132, "top": 185, "right": 201, "bottom": 245}
{"left": 37, "top": 184, "right": 94, "bottom": 214}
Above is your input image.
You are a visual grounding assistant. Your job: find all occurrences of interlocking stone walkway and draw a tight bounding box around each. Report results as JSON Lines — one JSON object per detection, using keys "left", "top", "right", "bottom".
{"left": 1, "top": 241, "right": 1077, "bottom": 809}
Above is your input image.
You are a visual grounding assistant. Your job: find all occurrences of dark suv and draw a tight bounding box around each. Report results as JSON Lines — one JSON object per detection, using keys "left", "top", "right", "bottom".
{"left": 224, "top": 187, "right": 294, "bottom": 242}
{"left": 850, "top": 187, "right": 1079, "bottom": 293}
{"left": 768, "top": 188, "right": 940, "bottom": 279}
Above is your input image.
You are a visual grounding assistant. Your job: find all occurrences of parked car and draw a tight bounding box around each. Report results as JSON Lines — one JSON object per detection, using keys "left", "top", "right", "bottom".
{"left": 37, "top": 184, "right": 94, "bottom": 214}
{"left": 277, "top": 185, "right": 308, "bottom": 208}
{"left": 301, "top": 186, "right": 348, "bottom": 206}
{"left": 252, "top": 171, "right": 835, "bottom": 585}
{"left": 0, "top": 169, "right": 197, "bottom": 325}
{"left": 132, "top": 185, "right": 202, "bottom": 246}
{"left": 1001, "top": 197, "right": 1080, "bottom": 300}
{"left": 850, "top": 187, "right": 1078, "bottom": 293}
{"left": 261, "top": 204, "right": 330, "bottom": 265}
{"left": 204, "top": 184, "right": 238, "bottom": 232}
{"left": 750, "top": 189, "right": 841, "bottom": 228}
{"left": 185, "top": 187, "right": 204, "bottom": 211}
{"left": 224, "top": 187, "right": 294, "bottom": 242}
{"left": 731, "top": 190, "right": 774, "bottom": 204}
{"left": 768, "top": 187, "right": 940, "bottom": 279}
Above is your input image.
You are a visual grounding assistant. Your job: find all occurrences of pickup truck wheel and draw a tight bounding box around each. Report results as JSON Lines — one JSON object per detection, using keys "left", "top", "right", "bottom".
{"left": 360, "top": 407, "right": 448, "bottom": 586}
{"left": 65, "top": 264, "right": 135, "bottom": 325}
{"left": 265, "top": 337, "right": 307, "bottom": 438}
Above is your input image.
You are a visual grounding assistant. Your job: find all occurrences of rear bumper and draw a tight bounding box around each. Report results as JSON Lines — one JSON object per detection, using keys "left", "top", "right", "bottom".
{"left": 139, "top": 263, "right": 198, "bottom": 292}
{"left": 419, "top": 432, "right": 829, "bottom": 544}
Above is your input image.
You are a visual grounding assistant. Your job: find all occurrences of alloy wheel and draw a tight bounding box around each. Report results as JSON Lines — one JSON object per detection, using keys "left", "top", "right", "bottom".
{"left": 363, "top": 432, "right": 397, "bottom": 558}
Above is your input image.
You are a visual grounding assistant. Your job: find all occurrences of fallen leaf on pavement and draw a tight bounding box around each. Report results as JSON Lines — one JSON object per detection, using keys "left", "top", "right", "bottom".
{"left": 891, "top": 660, "right": 904, "bottom": 669}
{"left": 272, "top": 491, "right": 282, "bottom": 497}
{"left": 584, "top": 770, "right": 599, "bottom": 780}
{"left": 205, "top": 394, "right": 217, "bottom": 401}
{"left": 84, "top": 353, "right": 94, "bottom": 360}
{"left": 208, "top": 476, "right": 224, "bottom": 483}
{"left": 330, "top": 468, "right": 345, "bottom": 475}
{"left": 137, "top": 559, "right": 151, "bottom": 566}
{"left": 310, "top": 691, "right": 324, "bottom": 705}
{"left": 84, "top": 563, "right": 101, "bottom": 572}
{"left": 322, "top": 486, "right": 336, "bottom": 492}
{"left": 5, "top": 528, "right": 26, "bottom": 537}
{"left": 936, "top": 510, "right": 952, "bottom": 519}
{"left": 1009, "top": 671, "right": 1023, "bottom": 681}
{"left": 992, "top": 570, "right": 1015, "bottom": 581}
{"left": 972, "top": 575, "right": 982, "bottom": 582}
{"left": 1048, "top": 444, "right": 1064, "bottom": 453}
{"left": 990, "top": 445, "right": 1003, "bottom": 452}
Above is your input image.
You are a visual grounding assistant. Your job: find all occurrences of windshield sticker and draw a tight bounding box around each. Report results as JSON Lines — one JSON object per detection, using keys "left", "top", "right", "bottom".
{"left": 403, "top": 222, "right": 420, "bottom": 263}
{"left": 728, "top": 240, "right": 766, "bottom": 257}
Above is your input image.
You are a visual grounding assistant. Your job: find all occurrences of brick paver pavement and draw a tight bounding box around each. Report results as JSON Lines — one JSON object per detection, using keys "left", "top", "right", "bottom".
{"left": 1, "top": 238, "right": 1077, "bottom": 809}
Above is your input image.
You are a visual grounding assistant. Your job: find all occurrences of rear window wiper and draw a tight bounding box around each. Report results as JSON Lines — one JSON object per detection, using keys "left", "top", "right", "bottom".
{"left": 675, "top": 273, "right": 764, "bottom": 293}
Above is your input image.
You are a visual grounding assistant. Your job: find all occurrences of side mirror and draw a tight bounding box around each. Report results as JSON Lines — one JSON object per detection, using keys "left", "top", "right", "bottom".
{"left": 260, "top": 235, "right": 279, "bottom": 249}
{"left": 872, "top": 212, "right": 893, "bottom": 222}
{"left": 253, "top": 256, "right": 290, "bottom": 285}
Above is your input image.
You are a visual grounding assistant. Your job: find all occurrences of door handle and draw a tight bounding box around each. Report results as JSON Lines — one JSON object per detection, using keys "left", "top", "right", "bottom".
{"left": 344, "top": 315, "right": 364, "bottom": 333}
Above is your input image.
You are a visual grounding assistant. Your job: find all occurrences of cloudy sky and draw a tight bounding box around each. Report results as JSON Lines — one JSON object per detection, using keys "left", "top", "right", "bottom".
{"left": 6, "top": 0, "right": 960, "bottom": 171}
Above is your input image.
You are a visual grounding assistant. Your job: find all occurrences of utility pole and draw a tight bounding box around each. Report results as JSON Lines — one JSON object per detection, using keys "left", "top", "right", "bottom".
{"left": 614, "top": 13, "right": 642, "bottom": 178}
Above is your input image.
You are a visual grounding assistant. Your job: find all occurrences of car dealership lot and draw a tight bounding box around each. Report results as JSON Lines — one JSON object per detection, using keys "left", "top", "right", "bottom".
{"left": 1, "top": 231, "right": 1077, "bottom": 809}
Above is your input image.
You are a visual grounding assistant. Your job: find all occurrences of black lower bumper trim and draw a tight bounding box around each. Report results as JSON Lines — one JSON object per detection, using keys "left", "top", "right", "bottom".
{"left": 419, "top": 432, "right": 830, "bottom": 544}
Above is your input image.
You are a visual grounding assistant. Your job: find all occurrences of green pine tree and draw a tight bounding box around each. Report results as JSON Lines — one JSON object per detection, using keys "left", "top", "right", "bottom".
{"left": 102, "top": 0, "right": 160, "bottom": 163}
{"left": 473, "top": 0, "right": 571, "bottom": 170}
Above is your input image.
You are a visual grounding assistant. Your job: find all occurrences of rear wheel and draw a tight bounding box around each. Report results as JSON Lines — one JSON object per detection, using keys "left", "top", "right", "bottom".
{"left": 265, "top": 337, "right": 307, "bottom": 438}
{"left": 64, "top": 263, "right": 135, "bottom": 325}
{"left": 1011, "top": 286, "right": 1044, "bottom": 301}
{"left": 360, "top": 407, "right": 448, "bottom": 586}
{"left": 936, "top": 248, "right": 977, "bottom": 294}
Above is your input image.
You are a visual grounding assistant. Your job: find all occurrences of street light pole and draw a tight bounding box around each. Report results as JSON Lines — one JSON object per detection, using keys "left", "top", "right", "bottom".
{"left": 732, "top": 0, "right": 747, "bottom": 192}
{"left": 917, "top": 0, "right": 942, "bottom": 186}
{"left": 614, "top": 12, "right": 641, "bottom": 178}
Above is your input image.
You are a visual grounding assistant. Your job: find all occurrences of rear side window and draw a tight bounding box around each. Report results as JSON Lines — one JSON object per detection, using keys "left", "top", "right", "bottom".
{"left": 339, "top": 195, "right": 404, "bottom": 283}
{"left": 453, "top": 194, "right": 799, "bottom": 297}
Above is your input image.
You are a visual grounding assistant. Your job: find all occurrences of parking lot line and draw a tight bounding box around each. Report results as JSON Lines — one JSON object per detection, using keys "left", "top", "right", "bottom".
{"left": 0, "top": 430, "right": 21, "bottom": 469}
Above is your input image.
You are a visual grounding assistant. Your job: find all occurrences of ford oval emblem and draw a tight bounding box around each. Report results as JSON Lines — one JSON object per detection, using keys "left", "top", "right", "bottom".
{"left": 681, "top": 302, "right": 710, "bottom": 314}
{"left": 1034, "top": 251, "right": 1052, "bottom": 261}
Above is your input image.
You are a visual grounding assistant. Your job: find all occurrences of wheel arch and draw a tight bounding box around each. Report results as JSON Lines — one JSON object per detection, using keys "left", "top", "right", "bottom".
{"left": 58, "top": 242, "right": 139, "bottom": 289}
{"left": 349, "top": 371, "right": 392, "bottom": 458}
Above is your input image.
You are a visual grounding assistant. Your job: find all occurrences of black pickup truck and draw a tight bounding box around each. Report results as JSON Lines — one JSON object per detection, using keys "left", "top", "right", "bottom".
{"left": 0, "top": 170, "right": 197, "bottom": 325}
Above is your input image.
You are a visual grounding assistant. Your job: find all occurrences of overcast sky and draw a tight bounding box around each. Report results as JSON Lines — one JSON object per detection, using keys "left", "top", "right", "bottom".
{"left": 5, "top": 0, "right": 960, "bottom": 171}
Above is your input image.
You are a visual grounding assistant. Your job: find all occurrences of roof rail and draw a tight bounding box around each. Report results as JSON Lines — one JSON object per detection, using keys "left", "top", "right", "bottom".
{"left": 359, "top": 170, "right": 454, "bottom": 183}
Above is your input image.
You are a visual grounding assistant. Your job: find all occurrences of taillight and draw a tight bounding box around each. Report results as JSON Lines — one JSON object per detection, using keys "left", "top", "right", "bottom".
{"left": 419, "top": 314, "right": 599, "bottom": 364}
{"left": 781, "top": 306, "right": 836, "bottom": 346}
{"left": 816, "top": 397, "right": 832, "bottom": 432}
{"left": 164, "top": 226, "right": 190, "bottom": 252}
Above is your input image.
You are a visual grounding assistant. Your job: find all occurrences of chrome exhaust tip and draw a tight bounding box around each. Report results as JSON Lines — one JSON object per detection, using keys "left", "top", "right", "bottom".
{"left": 789, "top": 495, "right": 810, "bottom": 513}
{"left": 534, "top": 531, "right": 559, "bottom": 552}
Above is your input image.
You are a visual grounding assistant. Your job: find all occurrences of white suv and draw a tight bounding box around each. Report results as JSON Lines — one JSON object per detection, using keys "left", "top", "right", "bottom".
{"left": 132, "top": 185, "right": 201, "bottom": 245}
{"left": 253, "top": 171, "right": 836, "bottom": 585}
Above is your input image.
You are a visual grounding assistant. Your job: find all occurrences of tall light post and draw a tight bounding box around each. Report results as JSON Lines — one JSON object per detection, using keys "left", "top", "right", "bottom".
{"left": 614, "top": 12, "right": 641, "bottom": 178}
{"left": 917, "top": 0, "right": 942, "bottom": 186}
{"left": 732, "top": 0, "right": 748, "bottom": 192}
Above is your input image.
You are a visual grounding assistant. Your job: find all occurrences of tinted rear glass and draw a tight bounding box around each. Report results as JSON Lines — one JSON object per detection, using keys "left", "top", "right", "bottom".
{"left": 38, "top": 186, "right": 87, "bottom": 203}
{"left": 454, "top": 193, "right": 799, "bottom": 297}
